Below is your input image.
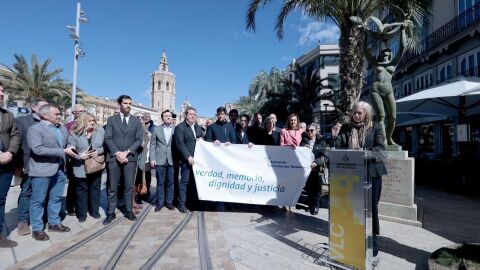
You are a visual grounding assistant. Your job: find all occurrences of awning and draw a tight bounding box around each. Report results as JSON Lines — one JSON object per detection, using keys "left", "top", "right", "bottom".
{"left": 396, "top": 77, "right": 480, "bottom": 117}
{"left": 396, "top": 112, "right": 449, "bottom": 127}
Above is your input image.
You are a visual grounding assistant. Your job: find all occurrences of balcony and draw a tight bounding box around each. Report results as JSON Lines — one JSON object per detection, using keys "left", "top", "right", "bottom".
{"left": 400, "top": 2, "right": 480, "bottom": 67}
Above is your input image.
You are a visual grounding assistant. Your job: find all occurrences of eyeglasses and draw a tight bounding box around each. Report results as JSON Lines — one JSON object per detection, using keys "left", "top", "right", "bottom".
{"left": 307, "top": 129, "right": 315, "bottom": 132}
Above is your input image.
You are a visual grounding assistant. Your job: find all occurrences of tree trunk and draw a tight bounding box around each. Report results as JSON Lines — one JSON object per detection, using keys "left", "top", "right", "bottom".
{"left": 338, "top": 24, "right": 365, "bottom": 121}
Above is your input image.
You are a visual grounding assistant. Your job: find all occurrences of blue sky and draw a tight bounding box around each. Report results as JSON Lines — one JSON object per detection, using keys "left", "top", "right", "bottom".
{"left": 0, "top": 0, "right": 339, "bottom": 117}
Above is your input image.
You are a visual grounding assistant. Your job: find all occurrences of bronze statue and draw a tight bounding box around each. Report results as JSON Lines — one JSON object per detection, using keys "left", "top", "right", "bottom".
{"left": 351, "top": 15, "right": 413, "bottom": 145}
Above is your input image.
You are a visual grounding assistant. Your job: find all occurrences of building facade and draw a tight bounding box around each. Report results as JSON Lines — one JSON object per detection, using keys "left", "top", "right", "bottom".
{"left": 151, "top": 51, "right": 176, "bottom": 117}
{"left": 286, "top": 44, "right": 340, "bottom": 128}
{"left": 363, "top": 0, "right": 480, "bottom": 159}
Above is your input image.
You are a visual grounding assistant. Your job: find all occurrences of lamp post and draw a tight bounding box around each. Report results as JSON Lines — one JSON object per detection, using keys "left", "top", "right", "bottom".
{"left": 67, "top": 2, "right": 88, "bottom": 108}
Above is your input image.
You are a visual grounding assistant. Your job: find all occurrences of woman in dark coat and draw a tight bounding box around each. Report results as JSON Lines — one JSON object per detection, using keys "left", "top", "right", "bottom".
{"left": 330, "top": 101, "right": 387, "bottom": 259}
{"left": 300, "top": 123, "right": 328, "bottom": 215}
{"left": 264, "top": 117, "right": 280, "bottom": 146}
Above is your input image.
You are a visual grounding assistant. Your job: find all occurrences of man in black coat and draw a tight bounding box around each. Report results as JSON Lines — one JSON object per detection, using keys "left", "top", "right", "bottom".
{"left": 0, "top": 81, "right": 21, "bottom": 247}
{"left": 173, "top": 106, "right": 204, "bottom": 213}
{"left": 205, "top": 106, "right": 236, "bottom": 144}
{"left": 103, "top": 95, "right": 143, "bottom": 224}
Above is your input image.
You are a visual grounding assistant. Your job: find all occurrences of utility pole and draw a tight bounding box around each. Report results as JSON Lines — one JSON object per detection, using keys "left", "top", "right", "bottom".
{"left": 67, "top": 2, "right": 88, "bottom": 108}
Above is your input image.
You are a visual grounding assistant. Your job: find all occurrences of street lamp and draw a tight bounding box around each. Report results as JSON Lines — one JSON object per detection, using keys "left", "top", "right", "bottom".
{"left": 67, "top": 2, "right": 88, "bottom": 108}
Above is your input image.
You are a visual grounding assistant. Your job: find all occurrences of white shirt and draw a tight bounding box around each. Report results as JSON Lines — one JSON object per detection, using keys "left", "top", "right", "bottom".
{"left": 121, "top": 114, "right": 130, "bottom": 125}
{"left": 163, "top": 124, "right": 173, "bottom": 142}
{"left": 187, "top": 121, "right": 196, "bottom": 139}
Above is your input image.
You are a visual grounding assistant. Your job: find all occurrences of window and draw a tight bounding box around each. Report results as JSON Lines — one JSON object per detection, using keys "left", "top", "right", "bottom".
{"left": 438, "top": 61, "right": 453, "bottom": 83}
{"left": 323, "top": 55, "right": 340, "bottom": 66}
{"left": 157, "top": 81, "right": 161, "bottom": 90}
{"left": 166, "top": 82, "right": 170, "bottom": 91}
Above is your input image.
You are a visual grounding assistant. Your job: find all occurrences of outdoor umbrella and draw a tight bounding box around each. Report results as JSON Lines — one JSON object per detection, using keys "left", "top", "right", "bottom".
{"left": 396, "top": 77, "right": 480, "bottom": 119}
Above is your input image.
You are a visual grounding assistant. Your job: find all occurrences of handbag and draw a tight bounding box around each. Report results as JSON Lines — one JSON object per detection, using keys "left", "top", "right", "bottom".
{"left": 83, "top": 139, "right": 106, "bottom": 174}
{"left": 84, "top": 155, "right": 106, "bottom": 174}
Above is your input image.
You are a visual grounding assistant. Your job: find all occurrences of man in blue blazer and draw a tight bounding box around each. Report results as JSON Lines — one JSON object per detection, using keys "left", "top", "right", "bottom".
{"left": 27, "top": 104, "right": 77, "bottom": 241}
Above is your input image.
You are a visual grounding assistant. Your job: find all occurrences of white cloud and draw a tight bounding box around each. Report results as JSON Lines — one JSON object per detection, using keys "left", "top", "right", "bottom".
{"left": 298, "top": 21, "right": 340, "bottom": 46}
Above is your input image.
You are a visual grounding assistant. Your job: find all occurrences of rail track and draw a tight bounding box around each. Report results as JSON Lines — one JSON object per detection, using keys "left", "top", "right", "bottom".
{"left": 28, "top": 206, "right": 214, "bottom": 270}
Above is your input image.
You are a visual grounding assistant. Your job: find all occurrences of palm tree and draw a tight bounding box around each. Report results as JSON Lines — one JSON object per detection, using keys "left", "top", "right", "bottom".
{"left": 268, "top": 63, "right": 335, "bottom": 123}
{"left": 0, "top": 54, "right": 73, "bottom": 106}
{"left": 233, "top": 96, "right": 263, "bottom": 116}
{"left": 246, "top": 0, "right": 432, "bottom": 115}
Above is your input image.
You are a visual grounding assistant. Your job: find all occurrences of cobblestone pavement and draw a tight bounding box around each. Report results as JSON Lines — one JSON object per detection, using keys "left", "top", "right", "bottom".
{"left": 1, "top": 181, "right": 479, "bottom": 270}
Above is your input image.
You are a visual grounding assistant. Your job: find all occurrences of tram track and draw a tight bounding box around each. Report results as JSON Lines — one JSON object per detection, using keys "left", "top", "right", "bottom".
{"left": 30, "top": 215, "right": 125, "bottom": 270}
{"left": 26, "top": 206, "right": 214, "bottom": 270}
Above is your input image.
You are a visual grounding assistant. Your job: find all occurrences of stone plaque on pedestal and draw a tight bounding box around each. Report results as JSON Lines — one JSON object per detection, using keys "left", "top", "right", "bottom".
{"left": 379, "top": 150, "right": 421, "bottom": 227}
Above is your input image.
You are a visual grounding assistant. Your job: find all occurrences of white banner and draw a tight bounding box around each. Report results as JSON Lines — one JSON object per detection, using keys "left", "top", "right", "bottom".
{"left": 193, "top": 140, "right": 314, "bottom": 206}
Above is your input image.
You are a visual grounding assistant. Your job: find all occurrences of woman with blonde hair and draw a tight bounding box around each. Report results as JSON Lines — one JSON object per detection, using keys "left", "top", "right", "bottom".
{"left": 280, "top": 113, "right": 304, "bottom": 148}
{"left": 67, "top": 112, "right": 105, "bottom": 222}
{"left": 330, "top": 101, "right": 387, "bottom": 261}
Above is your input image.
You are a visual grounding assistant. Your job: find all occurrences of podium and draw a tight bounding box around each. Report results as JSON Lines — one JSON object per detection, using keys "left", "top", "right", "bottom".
{"left": 318, "top": 149, "right": 374, "bottom": 270}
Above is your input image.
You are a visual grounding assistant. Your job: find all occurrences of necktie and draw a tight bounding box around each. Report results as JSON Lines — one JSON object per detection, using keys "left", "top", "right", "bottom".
{"left": 123, "top": 114, "right": 128, "bottom": 126}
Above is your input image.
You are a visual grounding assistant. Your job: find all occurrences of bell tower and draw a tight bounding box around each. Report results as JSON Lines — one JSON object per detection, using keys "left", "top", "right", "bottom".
{"left": 151, "top": 50, "right": 176, "bottom": 115}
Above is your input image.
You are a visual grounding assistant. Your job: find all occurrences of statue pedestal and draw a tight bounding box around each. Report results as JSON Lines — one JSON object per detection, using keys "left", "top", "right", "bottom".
{"left": 379, "top": 150, "right": 422, "bottom": 227}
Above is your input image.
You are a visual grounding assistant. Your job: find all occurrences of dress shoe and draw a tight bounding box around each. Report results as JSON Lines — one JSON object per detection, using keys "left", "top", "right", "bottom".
{"left": 32, "top": 230, "right": 50, "bottom": 241}
{"left": 124, "top": 211, "right": 137, "bottom": 221}
{"left": 67, "top": 211, "right": 76, "bottom": 216}
{"left": 48, "top": 224, "right": 71, "bottom": 233}
{"left": 103, "top": 214, "right": 116, "bottom": 225}
{"left": 178, "top": 205, "right": 188, "bottom": 213}
{"left": 0, "top": 235, "right": 18, "bottom": 248}
{"left": 166, "top": 203, "right": 175, "bottom": 210}
{"left": 90, "top": 213, "right": 101, "bottom": 219}
{"left": 78, "top": 218, "right": 86, "bottom": 223}
{"left": 309, "top": 206, "right": 319, "bottom": 215}
{"left": 155, "top": 205, "right": 164, "bottom": 212}
{"left": 16, "top": 222, "right": 31, "bottom": 236}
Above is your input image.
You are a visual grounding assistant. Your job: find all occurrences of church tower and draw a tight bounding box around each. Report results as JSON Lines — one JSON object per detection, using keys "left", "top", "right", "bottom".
{"left": 151, "top": 51, "right": 176, "bottom": 115}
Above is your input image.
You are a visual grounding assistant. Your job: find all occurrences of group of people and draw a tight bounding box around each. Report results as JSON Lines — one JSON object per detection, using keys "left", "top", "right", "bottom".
{"left": 0, "top": 84, "right": 386, "bottom": 258}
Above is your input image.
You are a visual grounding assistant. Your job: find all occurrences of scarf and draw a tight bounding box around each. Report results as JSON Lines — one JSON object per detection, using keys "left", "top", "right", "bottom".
{"left": 349, "top": 122, "right": 367, "bottom": 150}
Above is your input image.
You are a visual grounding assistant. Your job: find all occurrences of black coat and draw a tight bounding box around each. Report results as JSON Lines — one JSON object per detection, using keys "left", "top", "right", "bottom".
{"left": 246, "top": 124, "right": 268, "bottom": 145}
{"left": 332, "top": 122, "right": 388, "bottom": 177}
{"left": 15, "top": 114, "right": 41, "bottom": 171}
{"left": 173, "top": 121, "right": 205, "bottom": 164}
{"left": 266, "top": 130, "right": 281, "bottom": 146}
{"left": 235, "top": 127, "right": 250, "bottom": 144}
{"left": 205, "top": 120, "right": 236, "bottom": 143}
{"left": 301, "top": 133, "right": 329, "bottom": 187}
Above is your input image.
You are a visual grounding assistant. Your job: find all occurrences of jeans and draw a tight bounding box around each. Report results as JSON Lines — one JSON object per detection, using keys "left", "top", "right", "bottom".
{"left": 155, "top": 163, "right": 174, "bottom": 206}
{"left": 17, "top": 176, "right": 32, "bottom": 224}
{"left": 0, "top": 172, "right": 13, "bottom": 234}
{"left": 30, "top": 171, "right": 67, "bottom": 231}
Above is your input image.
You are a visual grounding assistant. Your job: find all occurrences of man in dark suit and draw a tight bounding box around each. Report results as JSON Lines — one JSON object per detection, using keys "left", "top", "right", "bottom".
{"left": 173, "top": 106, "right": 204, "bottom": 213}
{"left": 228, "top": 109, "right": 239, "bottom": 131}
{"left": 103, "top": 95, "right": 143, "bottom": 224}
{"left": 205, "top": 106, "right": 236, "bottom": 144}
{"left": 27, "top": 104, "right": 76, "bottom": 241}
{"left": 150, "top": 110, "right": 175, "bottom": 212}
{"left": 14, "top": 98, "right": 49, "bottom": 236}
{"left": 0, "top": 81, "right": 21, "bottom": 248}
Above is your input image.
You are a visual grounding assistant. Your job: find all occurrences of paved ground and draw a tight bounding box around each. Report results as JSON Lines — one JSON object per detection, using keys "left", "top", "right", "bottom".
{"left": 1, "top": 173, "right": 479, "bottom": 270}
